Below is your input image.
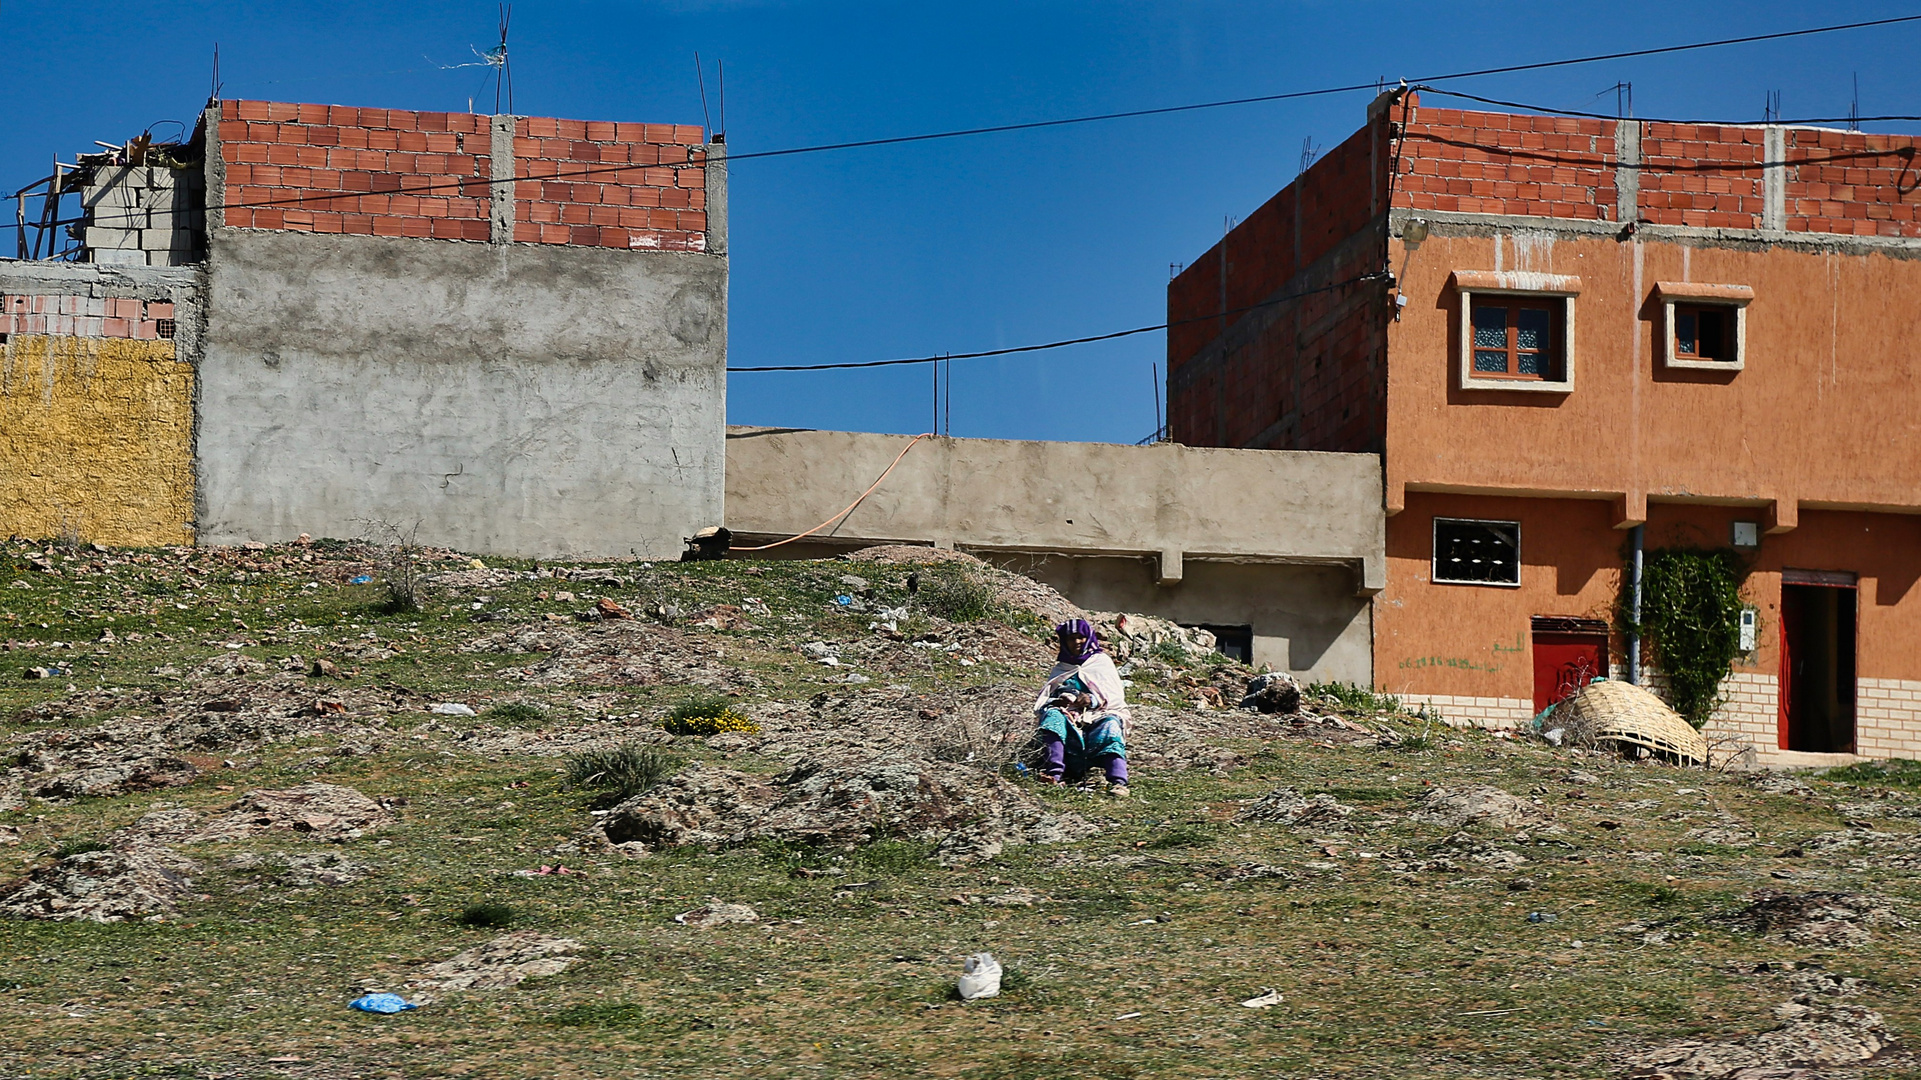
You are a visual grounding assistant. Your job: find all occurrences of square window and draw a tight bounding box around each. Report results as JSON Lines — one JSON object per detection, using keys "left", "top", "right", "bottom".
{"left": 1655, "top": 282, "right": 1750, "bottom": 372}
{"left": 1433, "top": 518, "right": 1520, "bottom": 587}
{"left": 1450, "top": 271, "right": 1579, "bottom": 393}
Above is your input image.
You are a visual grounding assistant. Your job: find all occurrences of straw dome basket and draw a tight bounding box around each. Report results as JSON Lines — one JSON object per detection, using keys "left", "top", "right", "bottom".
{"left": 1553, "top": 680, "right": 1708, "bottom": 765}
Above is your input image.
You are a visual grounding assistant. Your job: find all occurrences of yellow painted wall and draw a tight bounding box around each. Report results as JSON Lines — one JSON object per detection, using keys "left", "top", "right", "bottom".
{"left": 0, "top": 335, "right": 194, "bottom": 546}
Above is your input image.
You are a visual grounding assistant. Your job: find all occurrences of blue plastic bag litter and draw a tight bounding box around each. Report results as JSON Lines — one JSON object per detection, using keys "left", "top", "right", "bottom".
{"left": 349, "top": 574, "right": 373, "bottom": 585}
{"left": 349, "top": 993, "right": 418, "bottom": 1014}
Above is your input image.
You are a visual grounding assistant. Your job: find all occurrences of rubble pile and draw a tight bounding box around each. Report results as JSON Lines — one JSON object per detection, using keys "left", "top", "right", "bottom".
{"left": 189, "top": 782, "right": 395, "bottom": 842}
{"left": 598, "top": 754, "right": 1096, "bottom": 862}
{"left": 1627, "top": 967, "right": 1902, "bottom": 1079}
{"left": 1236, "top": 787, "right": 1356, "bottom": 829}
{"left": 411, "top": 931, "right": 583, "bottom": 990}
{"left": 1718, "top": 890, "right": 1906, "bottom": 948}
{"left": 0, "top": 846, "right": 200, "bottom": 923}
{"left": 1413, "top": 785, "right": 1545, "bottom": 829}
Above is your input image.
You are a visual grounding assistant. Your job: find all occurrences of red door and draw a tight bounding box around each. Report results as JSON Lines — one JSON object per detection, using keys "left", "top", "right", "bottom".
{"left": 1533, "top": 633, "right": 1608, "bottom": 714}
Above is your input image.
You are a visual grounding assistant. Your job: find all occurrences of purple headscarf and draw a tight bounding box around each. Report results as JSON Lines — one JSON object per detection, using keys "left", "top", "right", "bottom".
{"left": 1055, "top": 619, "right": 1103, "bottom": 664}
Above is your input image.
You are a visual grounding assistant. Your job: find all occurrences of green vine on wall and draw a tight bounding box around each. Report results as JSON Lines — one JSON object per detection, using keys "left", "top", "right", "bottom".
{"left": 1621, "top": 547, "right": 1748, "bottom": 729}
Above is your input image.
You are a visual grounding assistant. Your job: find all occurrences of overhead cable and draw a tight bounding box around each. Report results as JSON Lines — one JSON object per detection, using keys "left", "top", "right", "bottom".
{"left": 1418, "top": 87, "right": 1921, "bottom": 128}
{"left": 727, "top": 273, "right": 1386, "bottom": 372}
{"left": 41, "top": 13, "right": 1921, "bottom": 232}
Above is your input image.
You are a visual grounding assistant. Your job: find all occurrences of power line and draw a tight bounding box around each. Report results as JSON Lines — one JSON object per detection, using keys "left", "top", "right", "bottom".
{"left": 708, "top": 13, "right": 1921, "bottom": 165}
{"left": 727, "top": 272, "right": 1386, "bottom": 372}
{"left": 1420, "top": 86, "right": 1921, "bottom": 128}
{"left": 36, "top": 13, "right": 1921, "bottom": 232}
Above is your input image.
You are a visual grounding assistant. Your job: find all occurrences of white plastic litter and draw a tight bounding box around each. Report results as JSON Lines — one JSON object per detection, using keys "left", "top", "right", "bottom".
{"left": 1240, "top": 988, "right": 1284, "bottom": 1009}
{"left": 430, "top": 703, "right": 477, "bottom": 716}
{"left": 957, "top": 953, "right": 1002, "bottom": 1000}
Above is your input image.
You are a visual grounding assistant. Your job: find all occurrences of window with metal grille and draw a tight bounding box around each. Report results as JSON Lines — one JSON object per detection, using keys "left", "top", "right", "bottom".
{"left": 1470, "top": 300, "right": 1561, "bottom": 379}
{"left": 155, "top": 319, "right": 175, "bottom": 340}
{"left": 1433, "top": 518, "right": 1520, "bottom": 586}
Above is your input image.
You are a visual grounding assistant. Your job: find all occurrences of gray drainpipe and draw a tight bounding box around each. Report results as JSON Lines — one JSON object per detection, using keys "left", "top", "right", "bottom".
{"left": 1627, "top": 524, "right": 1645, "bottom": 685}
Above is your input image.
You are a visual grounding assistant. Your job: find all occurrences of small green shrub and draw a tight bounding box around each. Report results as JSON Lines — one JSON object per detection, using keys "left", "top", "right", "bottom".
{"left": 1823, "top": 758, "right": 1921, "bottom": 789}
{"left": 917, "top": 571, "right": 994, "bottom": 622}
{"left": 484, "top": 702, "right": 548, "bottom": 725}
{"left": 50, "top": 839, "right": 109, "bottom": 859}
{"left": 662, "top": 694, "right": 759, "bottom": 737}
{"left": 455, "top": 902, "right": 516, "bottom": 928}
{"left": 1308, "top": 681, "right": 1405, "bottom": 715}
{"left": 1644, "top": 884, "right": 1682, "bottom": 906}
{"left": 1148, "top": 638, "right": 1195, "bottom": 664}
{"left": 565, "top": 742, "right": 675, "bottom": 804}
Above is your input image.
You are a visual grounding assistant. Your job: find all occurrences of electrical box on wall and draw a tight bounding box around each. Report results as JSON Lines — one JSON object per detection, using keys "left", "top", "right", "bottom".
{"left": 1732, "top": 521, "right": 1760, "bottom": 549}
{"left": 1739, "top": 608, "right": 1759, "bottom": 653}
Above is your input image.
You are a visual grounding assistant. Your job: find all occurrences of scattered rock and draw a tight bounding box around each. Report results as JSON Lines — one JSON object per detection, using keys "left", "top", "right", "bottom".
{"left": 191, "top": 783, "right": 394, "bottom": 842}
{"left": 24, "top": 752, "right": 199, "bottom": 801}
{"left": 1240, "top": 672, "right": 1302, "bottom": 715}
{"left": 1626, "top": 966, "right": 1899, "bottom": 1078}
{"left": 0, "top": 846, "right": 199, "bottom": 923}
{"left": 1414, "top": 785, "right": 1543, "bottom": 829}
{"left": 1718, "top": 891, "right": 1906, "bottom": 948}
{"left": 1236, "top": 788, "right": 1355, "bottom": 828}
{"left": 675, "top": 901, "right": 759, "bottom": 927}
{"left": 411, "top": 931, "right": 582, "bottom": 990}
{"left": 225, "top": 850, "right": 371, "bottom": 886}
{"left": 595, "top": 598, "right": 631, "bottom": 620}
{"left": 599, "top": 754, "right": 1094, "bottom": 862}
{"left": 430, "top": 702, "right": 477, "bottom": 717}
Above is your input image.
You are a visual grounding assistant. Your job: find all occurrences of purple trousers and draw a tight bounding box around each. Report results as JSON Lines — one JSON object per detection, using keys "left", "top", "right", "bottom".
{"left": 1037, "top": 731, "right": 1128, "bottom": 783}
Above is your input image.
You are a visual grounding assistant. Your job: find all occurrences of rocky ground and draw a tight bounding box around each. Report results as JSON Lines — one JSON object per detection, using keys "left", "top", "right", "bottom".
{"left": 0, "top": 537, "right": 1918, "bottom": 1079}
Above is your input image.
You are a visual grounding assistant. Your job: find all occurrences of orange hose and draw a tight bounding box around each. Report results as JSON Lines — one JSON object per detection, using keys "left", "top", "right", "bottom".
{"left": 731, "top": 433, "right": 936, "bottom": 552}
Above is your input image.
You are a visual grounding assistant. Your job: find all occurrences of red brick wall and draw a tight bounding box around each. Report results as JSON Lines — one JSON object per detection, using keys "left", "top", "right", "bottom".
{"left": 514, "top": 116, "right": 707, "bottom": 251}
{"left": 1637, "top": 122, "right": 1766, "bottom": 229}
{"left": 216, "top": 100, "right": 708, "bottom": 251}
{"left": 1782, "top": 128, "right": 1921, "bottom": 237}
{"left": 1166, "top": 117, "right": 1389, "bottom": 452}
{"left": 1396, "top": 106, "right": 1617, "bottom": 221}
{"left": 1396, "top": 104, "right": 1921, "bottom": 236}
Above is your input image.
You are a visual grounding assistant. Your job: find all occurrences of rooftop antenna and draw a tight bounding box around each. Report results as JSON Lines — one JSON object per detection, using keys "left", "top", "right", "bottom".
{"left": 1298, "top": 136, "right": 1321, "bottom": 175}
{"left": 716, "top": 59, "right": 727, "bottom": 140}
{"left": 1849, "top": 72, "right": 1859, "bottom": 132}
{"left": 210, "top": 43, "right": 223, "bottom": 103}
{"left": 695, "top": 52, "right": 713, "bottom": 136}
{"left": 489, "top": 4, "right": 514, "bottom": 114}
{"left": 1765, "top": 90, "right": 1781, "bottom": 123}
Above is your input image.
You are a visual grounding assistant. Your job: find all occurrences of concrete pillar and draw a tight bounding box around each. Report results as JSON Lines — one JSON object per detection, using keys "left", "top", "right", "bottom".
{"left": 1614, "top": 119, "right": 1640, "bottom": 225}
{"left": 704, "top": 140, "right": 727, "bottom": 256}
{"left": 1762, "top": 126, "right": 1786, "bottom": 232}
{"left": 203, "top": 104, "right": 225, "bottom": 232}
{"left": 1157, "top": 548, "right": 1183, "bottom": 586}
{"left": 490, "top": 115, "right": 517, "bottom": 244}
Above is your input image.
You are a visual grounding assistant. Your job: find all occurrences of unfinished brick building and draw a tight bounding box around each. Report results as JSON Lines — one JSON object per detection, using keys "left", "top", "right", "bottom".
{"left": 1168, "top": 90, "right": 1921, "bottom": 765}
{"left": 3, "top": 97, "right": 727, "bottom": 557}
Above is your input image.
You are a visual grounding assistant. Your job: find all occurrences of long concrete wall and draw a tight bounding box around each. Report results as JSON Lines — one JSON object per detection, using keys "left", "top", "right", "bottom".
{"left": 196, "top": 230, "right": 726, "bottom": 557}
{"left": 724, "top": 427, "right": 1383, "bottom": 682}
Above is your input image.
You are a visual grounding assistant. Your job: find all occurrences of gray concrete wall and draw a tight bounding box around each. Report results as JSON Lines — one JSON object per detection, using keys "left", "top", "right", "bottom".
{"left": 724, "top": 427, "right": 1384, "bottom": 682}
{"left": 996, "top": 553, "right": 1372, "bottom": 682}
{"left": 196, "top": 229, "right": 726, "bottom": 557}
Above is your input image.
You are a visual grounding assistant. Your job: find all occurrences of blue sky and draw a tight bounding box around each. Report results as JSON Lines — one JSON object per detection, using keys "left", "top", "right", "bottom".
{"left": 6, "top": 2, "right": 1919, "bottom": 444}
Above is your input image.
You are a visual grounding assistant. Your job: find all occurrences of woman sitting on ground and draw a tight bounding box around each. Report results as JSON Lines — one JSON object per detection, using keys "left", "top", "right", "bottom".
{"left": 1032, "top": 618, "right": 1130, "bottom": 797}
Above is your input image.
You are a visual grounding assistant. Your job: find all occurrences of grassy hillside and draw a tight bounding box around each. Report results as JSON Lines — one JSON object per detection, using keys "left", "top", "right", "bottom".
{"left": 0, "top": 537, "right": 1916, "bottom": 1079}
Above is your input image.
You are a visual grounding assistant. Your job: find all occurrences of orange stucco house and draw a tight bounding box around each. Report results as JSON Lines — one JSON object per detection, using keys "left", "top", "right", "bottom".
{"left": 1167, "top": 90, "right": 1921, "bottom": 766}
